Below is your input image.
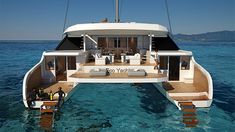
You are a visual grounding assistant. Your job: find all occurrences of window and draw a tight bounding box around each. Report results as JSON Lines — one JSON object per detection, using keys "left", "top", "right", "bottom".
{"left": 68, "top": 56, "right": 76, "bottom": 70}
{"left": 159, "top": 56, "right": 168, "bottom": 70}
{"left": 108, "top": 37, "right": 115, "bottom": 48}
{"left": 45, "top": 56, "right": 54, "bottom": 70}
{"left": 128, "top": 37, "right": 137, "bottom": 53}
{"left": 119, "top": 37, "right": 127, "bottom": 48}
{"left": 98, "top": 37, "right": 107, "bottom": 48}
{"left": 181, "top": 56, "right": 190, "bottom": 70}
{"left": 114, "top": 38, "right": 120, "bottom": 48}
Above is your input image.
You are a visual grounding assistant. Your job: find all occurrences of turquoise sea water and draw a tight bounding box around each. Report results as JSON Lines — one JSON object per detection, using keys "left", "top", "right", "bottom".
{"left": 0, "top": 41, "right": 234, "bottom": 131}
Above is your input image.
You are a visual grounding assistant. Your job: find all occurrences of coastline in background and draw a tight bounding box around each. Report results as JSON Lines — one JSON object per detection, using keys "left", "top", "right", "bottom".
{"left": 1, "top": 30, "right": 235, "bottom": 43}
{"left": 174, "top": 30, "right": 235, "bottom": 42}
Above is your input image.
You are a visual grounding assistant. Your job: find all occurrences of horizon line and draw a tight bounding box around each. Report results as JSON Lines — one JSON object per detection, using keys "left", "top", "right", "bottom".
{"left": 0, "top": 30, "right": 234, "bottom": 41}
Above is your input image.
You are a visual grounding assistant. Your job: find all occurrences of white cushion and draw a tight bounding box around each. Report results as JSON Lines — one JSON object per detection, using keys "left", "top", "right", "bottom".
{"left": 94, "top": 68, "right": 100, "bottom": 71}
{"left": 97, "top": 53, "right": 102, "bottom": 58}
{"left": 135, "top": 53, "right": 140, "bottom": 58}
{"left": 134, "top": 69, "right": 139, "bottom": 71}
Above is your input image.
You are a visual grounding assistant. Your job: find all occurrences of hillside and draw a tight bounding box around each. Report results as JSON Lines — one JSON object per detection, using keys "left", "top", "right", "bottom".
{"left": 174, "top": 31, "right": 235, "bottom": 42}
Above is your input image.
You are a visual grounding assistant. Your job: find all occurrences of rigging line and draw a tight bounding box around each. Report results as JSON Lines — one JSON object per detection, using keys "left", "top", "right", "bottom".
{"left": 165, "top": 0, "right": 173, "bottom": 35}
{"left": 63, "top": 0, "right": 70, "bottom": 35}
{"left": 120, "top": 0, "right": 123, "bottom": 22}
{"left": 112, "top": 0, "right": 115, "bottom": 22}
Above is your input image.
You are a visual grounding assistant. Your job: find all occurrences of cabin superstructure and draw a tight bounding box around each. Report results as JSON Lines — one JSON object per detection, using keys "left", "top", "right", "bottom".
{"left": 23, "top": 22, "right": 213, "bottom": 110}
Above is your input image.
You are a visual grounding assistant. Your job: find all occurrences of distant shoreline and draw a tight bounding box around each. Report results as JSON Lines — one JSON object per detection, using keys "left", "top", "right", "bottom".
{"left": 0, "top": 30, "right": 235, "bottom": 43}
{"left": 0, "top": 40, "right": 235, "bottom": 44}
{"left": 174, "top": 30, "right": 235, "bottom": 42}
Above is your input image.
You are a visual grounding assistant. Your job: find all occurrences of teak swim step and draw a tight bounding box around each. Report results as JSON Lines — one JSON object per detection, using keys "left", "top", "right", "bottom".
{"left": 183, "top": 113, "right": 196, "bottom": 117}
{"left": 40, "top": 101, "right": 58, "bottom": 113}
{"left": 39, "top": 101, "right": 58, "bottom": 130}
{"left": 182, "top": 108, "right": 196, "bottom": 113}
{"left": 39, "top": 113, "right": 54, "bottom": 130}
{"left": 179, "top": 102, "right": 194, "bottom": 106}
{"left": 179, "top": 102, "right": 198, "bottom": 127}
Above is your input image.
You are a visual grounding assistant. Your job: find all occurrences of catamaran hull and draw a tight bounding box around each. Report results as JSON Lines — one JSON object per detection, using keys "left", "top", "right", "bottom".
{"left": 153, "top": 57, "right": 213, "bottom": 109}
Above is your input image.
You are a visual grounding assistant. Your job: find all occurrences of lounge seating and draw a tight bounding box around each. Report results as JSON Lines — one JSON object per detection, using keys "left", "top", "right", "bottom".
{"left": 102, "top": 54, "right": 114, "bottom": 63}
{"left": 92, "top": 53, "right": 107, "bottom": 65}
{"left": 89, "top": 68, "right": 107, "bottom": 77}
{"left": 129, "top": 53, "right": 141, "bottom": 65}
{"left": 128, "top": 69, "right": 146, "bottom": 77}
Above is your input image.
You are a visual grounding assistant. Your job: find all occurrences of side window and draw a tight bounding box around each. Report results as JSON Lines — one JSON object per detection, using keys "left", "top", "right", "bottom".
{"left": 68, "top": 56, "right": 76, "bottom": 70}
{"left": 98, "top": 37, "right": 107, "bottom": 48}
{"left": 181, "top": 56, "right": 190, "bottom": 70}
{"left": 45, "top": 56, "right": 54, "bottom": 70}
{"left": 114, "top": 38, "right": 120, "bottom": 48}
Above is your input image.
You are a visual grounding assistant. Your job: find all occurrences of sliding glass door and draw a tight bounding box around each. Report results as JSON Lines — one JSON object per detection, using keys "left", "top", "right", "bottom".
{"left": 98, "top": 37, "right": 137, "bottom": 59}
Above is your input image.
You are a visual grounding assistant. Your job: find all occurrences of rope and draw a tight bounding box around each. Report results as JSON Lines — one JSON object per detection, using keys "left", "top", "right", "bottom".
{"left": 63, "top": 0, "right": 70, "bottom": 34}
{"left": 120, "top": 0, "right": 123, "bottom": 22}
{"left": 165, "top": 0, "right": 173, "bottom": 34}
{"left": 112, "top": 0, "right": 115, "bottom": 22}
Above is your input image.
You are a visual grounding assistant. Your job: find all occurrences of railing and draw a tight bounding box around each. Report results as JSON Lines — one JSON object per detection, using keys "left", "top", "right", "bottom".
{"left": 22, "top": 54, "right": 45, "bottom": 107}
{"left": 192, "top": 57, "right": 213, "bottom": 99}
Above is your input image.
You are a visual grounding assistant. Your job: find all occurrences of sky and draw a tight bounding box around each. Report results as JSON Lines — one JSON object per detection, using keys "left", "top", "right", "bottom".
{"left": 0, "top": 0, "right": 234, "bottom": 40}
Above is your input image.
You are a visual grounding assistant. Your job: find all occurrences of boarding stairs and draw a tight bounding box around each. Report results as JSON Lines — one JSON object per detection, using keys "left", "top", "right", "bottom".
{"left": 179, "top": 102, "right": 198, "bottom": 127}
{"left": 79, "top": 37, "right": 84, "bottom": 49}
{"left": 151, "top": 37, "right": 157, "bottom": 51}
{"left": 39, "top": 101, "right": 58, "bottom": 130}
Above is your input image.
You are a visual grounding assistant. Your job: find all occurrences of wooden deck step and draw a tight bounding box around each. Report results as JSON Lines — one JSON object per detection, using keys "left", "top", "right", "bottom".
{"left": 43, "top": 101, "right": 58, "bottom": 106}
{"left": 39, "top": 101, "right": 58, "bottom": 130}
{"left": 183, "top": 117, "right": 197, "bottom": 122}
{"left": 182, "top": 108, "right": 196, "bottom": 113}
{"left": 183, "top": 113, "right": 196, "bottom": 117}
{"left": 40, "top": 109, "right": 54, "bottom": 113}
{"left": 179, "top": 102, "right": 193, "bottom": 106}
{"left": 172, "top": 95, "right": 209, "bottom": 101}
{"left": 179, "top": 101, "right": 198, "bottom": 127}
{"left": 181, "top": 105, "right": 195, "bottom": 109}
{"left": 39, "top": 113, "right": 54, "bottom": 130}
{"left": 40, "top": 101, "right": 58, "bottom": 114}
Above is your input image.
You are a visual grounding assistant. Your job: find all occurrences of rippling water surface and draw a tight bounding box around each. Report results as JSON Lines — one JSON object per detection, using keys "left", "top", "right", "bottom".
{"left": 0, "top": 40, "right": 234, "bottom": 131}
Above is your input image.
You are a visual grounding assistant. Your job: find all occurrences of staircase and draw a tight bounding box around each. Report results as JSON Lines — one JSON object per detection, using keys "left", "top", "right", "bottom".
{"left": 39, "top": 101, "right": 57, "bottom": 130}
{"left": 40, "top": 101, "right": 58, "bottom": 113}
{"left": 179, "top": 102, "right": 198, "bottom": 127}
{"left": 79, "top": 37, "right": 84, "bottom": 49}
{"left": 39, "top": 113, "right": 54, "bottom": 130}
{"left": 151, "top": 37, "right": 157, "bottom": 51}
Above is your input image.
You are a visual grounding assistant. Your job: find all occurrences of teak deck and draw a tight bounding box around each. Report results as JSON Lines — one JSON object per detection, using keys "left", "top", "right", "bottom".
{"left": 171, "top": 95, "right": 209, "bottom": 101}
{"left": 163, "top": 82, "right": 209, "bottom": 101}
{"left": 38, "top": 82, "right": 74, "bottom": 94}
{"left": 163, "top": 82, "right": 206, "bottom": 93}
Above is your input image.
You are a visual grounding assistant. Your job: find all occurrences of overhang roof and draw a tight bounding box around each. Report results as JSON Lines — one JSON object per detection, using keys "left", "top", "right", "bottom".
{"left": 43, "top": 50, "right": 85, "bottom": 56}
{"left": 157, "top": 50, "right": 193, "bottom": 56}
{"left": 64, "top": 22, "right": 168, "bottom": 36}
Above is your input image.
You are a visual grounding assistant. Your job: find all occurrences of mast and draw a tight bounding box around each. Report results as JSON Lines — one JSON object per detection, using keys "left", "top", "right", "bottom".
{"left": 165, "top": 0, "right": 172, "bottom": 34}
{"left": 115, "top": 0, "right": 120, "bottom": 23}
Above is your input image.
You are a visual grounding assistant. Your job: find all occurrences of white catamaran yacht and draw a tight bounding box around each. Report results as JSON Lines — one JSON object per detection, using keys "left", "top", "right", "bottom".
{"left": 23, "top": 0, "right": 213, "bottom": 112}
